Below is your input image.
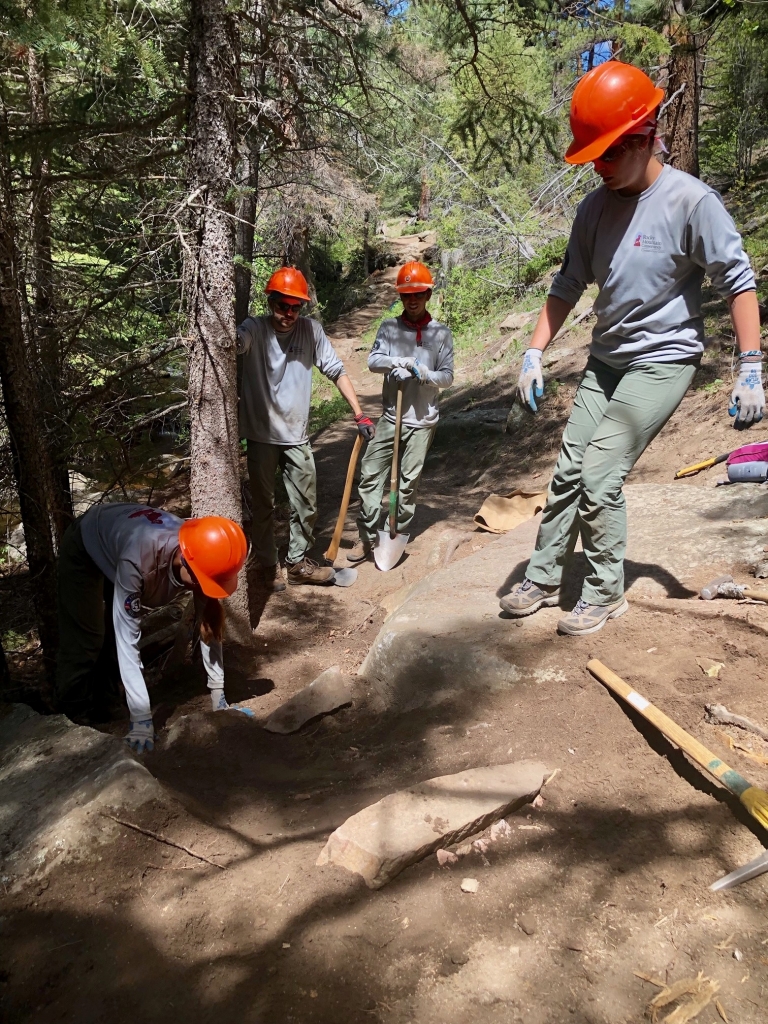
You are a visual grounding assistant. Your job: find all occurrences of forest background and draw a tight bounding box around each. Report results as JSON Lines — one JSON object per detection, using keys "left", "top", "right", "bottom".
{"left": 1, "top": 0, "right": 767, "bottom": 697}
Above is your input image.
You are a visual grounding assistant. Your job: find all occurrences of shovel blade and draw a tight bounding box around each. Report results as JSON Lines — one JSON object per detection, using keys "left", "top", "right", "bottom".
{"left": 374, "top": 530, "right": 409, "bottom": 572}
{"left": 332, "top": 567, "right": 358, "bottom": 587}
{"left": 710, "top": 848, "right": 768, "bottom": 891}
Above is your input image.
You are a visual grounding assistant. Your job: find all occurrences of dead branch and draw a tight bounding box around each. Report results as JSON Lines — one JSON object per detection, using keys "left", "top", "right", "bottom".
{"left": 101, "top": 814, "right": 226, "bottom": 869}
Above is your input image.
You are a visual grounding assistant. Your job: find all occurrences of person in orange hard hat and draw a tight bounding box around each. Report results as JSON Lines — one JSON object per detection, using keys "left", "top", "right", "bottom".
{"left": 55, "top": 503, "right": 251, "bottom": 752}
{"left": 501, "top": 60, "right": 761, "bottom": 637}
{"left": 347, "top": 261, "right": 454, "bottom": 563}
{"left": 237, "top": 266, "right": 373, "bottom": 588}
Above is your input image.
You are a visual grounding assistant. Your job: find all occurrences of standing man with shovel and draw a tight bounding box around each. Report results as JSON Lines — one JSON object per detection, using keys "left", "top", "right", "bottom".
{"left": 348, "top": 261, "right": 454, "bottom": 568}
{"left": 238, "top": 267, "right": 374, "bottom": 589}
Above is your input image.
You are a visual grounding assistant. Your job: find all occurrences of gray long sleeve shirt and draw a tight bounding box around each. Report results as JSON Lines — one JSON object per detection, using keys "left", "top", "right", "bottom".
{"left": 237, "top": 315, "right": 345, "bottom": 445}
{"left": 549, "top": 165, "right": 756, "bottom": 369}
{"left": 79, "top": 503, "right": 223, "bottom": 722}
{"left": 368, "top": 317, "right": 454, "bottom": 428}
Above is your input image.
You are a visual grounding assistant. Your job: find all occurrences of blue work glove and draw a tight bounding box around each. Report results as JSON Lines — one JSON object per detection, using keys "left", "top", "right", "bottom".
{"left": 210, "top": 688, "right": 255, "bottom": 717}
{"left": 411, "top": 361, "right": 434, "bottom": 386}
{"left": 517, "top": 349, "right": 544, "bottom": 413}
{"left": 389, "top": 365, "right": 412, "bottom": 383}
{"left": 729, "top": 354, "right": 765, "bottom": 428}
{"left": 126, "top": 718, "right": 155, "bottom": 754}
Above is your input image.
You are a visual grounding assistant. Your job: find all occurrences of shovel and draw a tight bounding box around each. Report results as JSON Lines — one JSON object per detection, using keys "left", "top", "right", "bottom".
{"left": 374, "top": 386, "right": 409, "bottom": 572}
{"left": 324, "top": 433, "right": 364, "bottom": 588}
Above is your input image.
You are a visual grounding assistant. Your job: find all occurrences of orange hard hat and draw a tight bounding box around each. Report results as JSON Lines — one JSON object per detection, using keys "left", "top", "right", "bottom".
{"left": 396, "top": 261, "right": 434, "bottom": 294}
{"left": 565, "top": 61, "right": 664, "bottom": 165}
{"left": 178, "top": 516, "right": 248, "bottom": 599}
{"left": 264, "top": 267, "right": 311, "bottom": 302}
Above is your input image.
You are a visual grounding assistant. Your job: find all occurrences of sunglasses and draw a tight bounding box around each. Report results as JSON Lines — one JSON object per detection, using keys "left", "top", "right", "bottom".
{"left": 596, "top": 134, "right": 651, "bottom": 164}
{"left": 273, "top": 299, "right": 303, "bottom": 314}
{"left": 180, "top": 555, "right": 200, "bottom": 589}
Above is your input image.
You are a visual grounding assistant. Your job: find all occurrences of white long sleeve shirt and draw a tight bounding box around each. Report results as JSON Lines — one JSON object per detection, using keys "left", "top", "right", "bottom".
{"left": 550, "top": 164, "right": 756, "bottom": 369}
{"left": 368, "top": 316, "right": 454, "bottom": 428}
{"left": 79, "top": 503, "right": 223, "bottom": 722}
{"left": 236, "top": 315, "right": 345, "bottom": 445}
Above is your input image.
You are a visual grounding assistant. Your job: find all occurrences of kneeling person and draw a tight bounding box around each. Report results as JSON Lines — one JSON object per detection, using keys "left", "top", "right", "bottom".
{"left": 349, "top": 262, "right": 454, "bottom": 563}
{"left": 56, "top": 503, "right": 249, "bottom": 752}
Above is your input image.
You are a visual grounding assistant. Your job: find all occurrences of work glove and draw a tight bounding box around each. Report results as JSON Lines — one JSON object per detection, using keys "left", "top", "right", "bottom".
{"left": 354, "top": 413, "right": 375, "bottom": 441}
{"left": 126, "top": 718, "right": 155, "bottom": 754}
{"left": 729, "top": 353, "right": 765, "bottom": 428}
{"left": 210, "top": 688, "right": 255, "bottom": 717}
{"left": 389, "top": 365, "right": 412, "bottom": 383}
{"left": 411, "top": 361, "right": 434, "bottom": 386}
{"left": 391, "top": 357, "right": 416, "bottom": 370}
{"left": 517, "top": 349, "right": 544, "bottom": 413}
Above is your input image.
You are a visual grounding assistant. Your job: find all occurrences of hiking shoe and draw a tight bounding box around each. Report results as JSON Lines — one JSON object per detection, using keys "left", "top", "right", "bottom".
{"left": 347, "top": 539, "right": 375, "bottom": 565}
{"left": 499, "top": 578, "right": 561, "bottom": 617}
{"left": 286, "top": 557, "right": 336, "bottom": 586}
{"left": 257, "top": 562, "right": 286, "bottom": 593}
{"left": 557, "top": 597, "right": 629, "bottom": 636}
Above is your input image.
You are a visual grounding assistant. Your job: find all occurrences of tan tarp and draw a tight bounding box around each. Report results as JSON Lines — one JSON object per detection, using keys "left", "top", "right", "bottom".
{"left": 473, "top": 489, "right": 547, "bottom": 534}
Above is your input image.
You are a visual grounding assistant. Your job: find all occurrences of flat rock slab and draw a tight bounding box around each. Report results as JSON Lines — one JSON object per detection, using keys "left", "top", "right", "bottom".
{"left": 264, "top": 666, "right": 353, "bottom": 734}
{"left": 0, "top": 704, "right": 169, "bottom": 887}
{"left": 316, "top": 760, "right": 548, "bottom": 889}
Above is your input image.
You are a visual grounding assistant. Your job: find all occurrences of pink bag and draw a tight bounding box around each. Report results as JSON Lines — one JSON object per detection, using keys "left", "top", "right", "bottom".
{"left": 727, "top": 441, "right": 768, "bottom": 481}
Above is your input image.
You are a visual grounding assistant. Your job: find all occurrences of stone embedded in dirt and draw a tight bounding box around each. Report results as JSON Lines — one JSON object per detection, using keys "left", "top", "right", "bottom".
{"left": 163, "top": 712, "right": 220, "bottom": 749}
{"left": 489, "top": 819, "right": 512, "bottom": 842}
{"left": 518, "top": 913, "right": 536, "bottom": 936}
{"left": 316, "top": 760, "right": 549, "bottom": 889}
{"left": 499, "top": 311, "right": 535, "bottom": 334}
{"left": 436, "top": 848, "right": 458, "bottom": 867}
{"left": 264, "top": 666, "right": 354, "bottom": 734}
{"left": 461, "top": 877, "right": 479, "bottom": 893}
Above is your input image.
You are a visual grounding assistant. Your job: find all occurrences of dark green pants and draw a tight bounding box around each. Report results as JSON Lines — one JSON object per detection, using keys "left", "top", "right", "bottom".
{"left": 246, "top": 440, "right": 318, "bottom": 565}
{"left": 55, "top": 518, "right": 118, "bottom": 718}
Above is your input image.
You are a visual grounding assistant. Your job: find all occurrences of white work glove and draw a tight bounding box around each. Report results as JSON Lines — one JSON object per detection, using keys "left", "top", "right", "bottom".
{"left": 729, "top": 352, "right": 765, "bottom": 428}
{"left": 389, "top": 365, "right": 412, "bottom": 383}
{"left": 391, "top": 356, "right": 416, "bottom": 370}
{"left": 126, "top": 718, "right": 154, "bottom": 754}
{"left": 210, "top": 688, "right": 255, "bottom": 717}
{"left": 517, "top": 349, "right": 544, "bottom": 413}
{"left": 411, "top": 360, "right": 434, "bottom": 386}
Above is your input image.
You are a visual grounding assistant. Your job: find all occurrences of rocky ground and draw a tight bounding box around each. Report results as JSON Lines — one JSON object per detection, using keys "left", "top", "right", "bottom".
{"left": 2, "top": 234, "right": 768, "bottom": 1023}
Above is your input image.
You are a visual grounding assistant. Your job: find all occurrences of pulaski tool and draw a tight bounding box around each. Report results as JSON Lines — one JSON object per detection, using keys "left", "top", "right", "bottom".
{"left": 700, "top": 574, "right": 768, "bottom": 603}
{"left": 587, "top": 659, "right": 768, "bottom": 889}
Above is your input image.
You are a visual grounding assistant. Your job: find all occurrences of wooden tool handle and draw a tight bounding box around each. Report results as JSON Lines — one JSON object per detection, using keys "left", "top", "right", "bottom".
{"left": 741, "top": 587, "right": 768, "bottom": 603}
{"left": 324, "top": 434, "right": 364, "bottom": 563}
{"left": 587, "top": 659, "right": 753, "bottom": 798}
{"left": 674, "top": 452, "right": 728, "bottom": 479}
{"left": 389, "top": 387, "right": 404, "bottom": 538}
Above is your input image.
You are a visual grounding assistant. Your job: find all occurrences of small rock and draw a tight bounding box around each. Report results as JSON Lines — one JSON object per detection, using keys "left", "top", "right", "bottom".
{"left": 461, "top": 877, "right": 479, "bottom": 893}
{"left": 89, "top": 883, "right": 96, "bottom": 895}
{"left": 733, "top": 948, "right": 743, "bottom": 961}
{"left": 531, "top": 795, "right": 544, "bottom": 809}
{"left": 518, "top": 913, "right": 536, "bottom": 935}
{"left": 696, "top": 657, "right": 725, "bottom": 679}
{"left": 436, "top": 848, "right": 458, "bottom": 867}
{"left": 456, "top": 842, "right": 473, "bottom": 857}
{"left": 472, "top": 838, "right": 489, "bottom": 854}
{"left": 490, "top": 819, "right": 512, "bottom": 842}
{"left": 282, "top": 942, "right": 291, "bottom": 949}
{"left": 401, "top": 917, "right": 409, "bottom": 929}
{"left": 310, "top": 990, "right": 318, "bottom": 999}
{"left": 265, "top": 667, "right": 353, "bottom": 734}
{"left": 451, "top": 950, "right": 470, "bottom": 965}
{"left": 509, "top": 945, "right": 520, "bottom": 958}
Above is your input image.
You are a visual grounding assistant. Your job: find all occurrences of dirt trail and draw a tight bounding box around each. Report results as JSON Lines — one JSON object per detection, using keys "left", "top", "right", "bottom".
{"left": 3, "top": 244, "right": 768, "bottom": 1024}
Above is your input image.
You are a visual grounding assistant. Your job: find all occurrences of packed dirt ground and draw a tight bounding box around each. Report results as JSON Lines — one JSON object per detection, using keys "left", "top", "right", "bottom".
{"left": 2, "top": 236, "right": 768, "bottom": 1023}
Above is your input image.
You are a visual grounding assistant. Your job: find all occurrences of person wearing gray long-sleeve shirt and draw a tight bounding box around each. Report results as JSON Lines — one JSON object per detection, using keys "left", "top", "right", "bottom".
{"left": 237, "top": 267, "right": 373, "bottom": 588}
{"left": 500, "top": 60, "right": 763, "bottom": 638}
{"left": 348, "top": 261, "right": 454, "bottom": 563}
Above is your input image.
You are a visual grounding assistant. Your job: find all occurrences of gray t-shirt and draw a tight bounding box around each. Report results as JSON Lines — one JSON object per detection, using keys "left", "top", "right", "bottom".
{"left": 549, "top": 165, "right": 756, "bottom": 369}
{"left": 237, "top": 315, "right": 345, "bottom": 445}
{"left": 368, "top": 317, "right": 454, "bottom": 428}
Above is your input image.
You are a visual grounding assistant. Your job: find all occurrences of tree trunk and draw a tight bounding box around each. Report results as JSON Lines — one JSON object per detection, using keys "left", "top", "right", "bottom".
{"left": 362, "top": 210, "right": 370, "bottom": 278}
{"left": 185, "top": 0, "right": 251, "bottom": 642}
{"left": 0, "top": 635, "right": 9, "bottom": 698}
{"left": 234, "top": 143, "right": 260, "bottom": 326}
{"left": 663, "top": 8, "right": 700, "bottom": 177}
{"left": 284, "top": 221, "right": 318, "bottom": 306}
{"left": 27, "top": 48, "right": 73, "bottom": 543}
{"left": 0, "top": 114, "right": 59, "bottom": 685}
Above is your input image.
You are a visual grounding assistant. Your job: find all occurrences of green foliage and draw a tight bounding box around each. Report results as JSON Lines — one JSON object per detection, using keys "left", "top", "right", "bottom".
{"left": 521, "top": 237, "right": 568, "bottom": 286}
{"left": 308, "top": 393, "right": 351, "bottom": 436}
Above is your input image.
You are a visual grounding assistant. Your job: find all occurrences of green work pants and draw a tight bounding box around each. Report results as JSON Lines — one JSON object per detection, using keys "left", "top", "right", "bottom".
{"left": 247, "top": 440, "right": 317, "bottom": 565}
{"left": 357, "top": 417, "right": 436, "bottom": 543}
{"left": 55, "top": 517, "right": 118, "bottom": 718}
{"left": 527, "top": 355, "right": 698, "bottom": 605}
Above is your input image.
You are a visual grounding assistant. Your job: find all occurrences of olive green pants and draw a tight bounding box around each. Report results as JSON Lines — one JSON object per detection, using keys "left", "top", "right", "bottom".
{"left": 55, "top": 517, "right": 119, "bottom": 719}
{"left": 526, "top": 356, "right": 698, "bottom": 605}
{"left": 247, "top": 440, "right": 318, "bottom": 565}
{"left": 357, "top": 417, "right": 436, "bottom": 543}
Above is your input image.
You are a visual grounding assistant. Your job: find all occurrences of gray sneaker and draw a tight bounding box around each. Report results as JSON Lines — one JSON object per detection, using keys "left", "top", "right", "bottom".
{"left": 557, "top": 597, "right": 628, "bottom": 636}
{"left": 500, "top": 578, "right": 561, "bottom": 617}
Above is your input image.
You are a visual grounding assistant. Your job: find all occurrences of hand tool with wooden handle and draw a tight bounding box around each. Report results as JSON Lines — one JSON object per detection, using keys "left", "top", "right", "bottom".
{"left": 587, "top": 659, "right": 768, "bottom": 831}
{"left": 374, "top": 386, "right": 409, "bottom": 572}
{"left": 324, "top": 434, "right": 364, "bottom": 564}
{"left": 700, "top": 574, "right": 768, "bottom": 603}
{"left": 674, "top": 452, "right": 728, "bottom": 479}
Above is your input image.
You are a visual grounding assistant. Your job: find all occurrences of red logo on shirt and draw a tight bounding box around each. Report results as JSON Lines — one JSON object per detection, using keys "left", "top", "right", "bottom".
{"left": 129, "top": 508, "right": 165, "bottom": 525}
{"left": 633, "top": 233, "right": 642, "bottom": 247}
